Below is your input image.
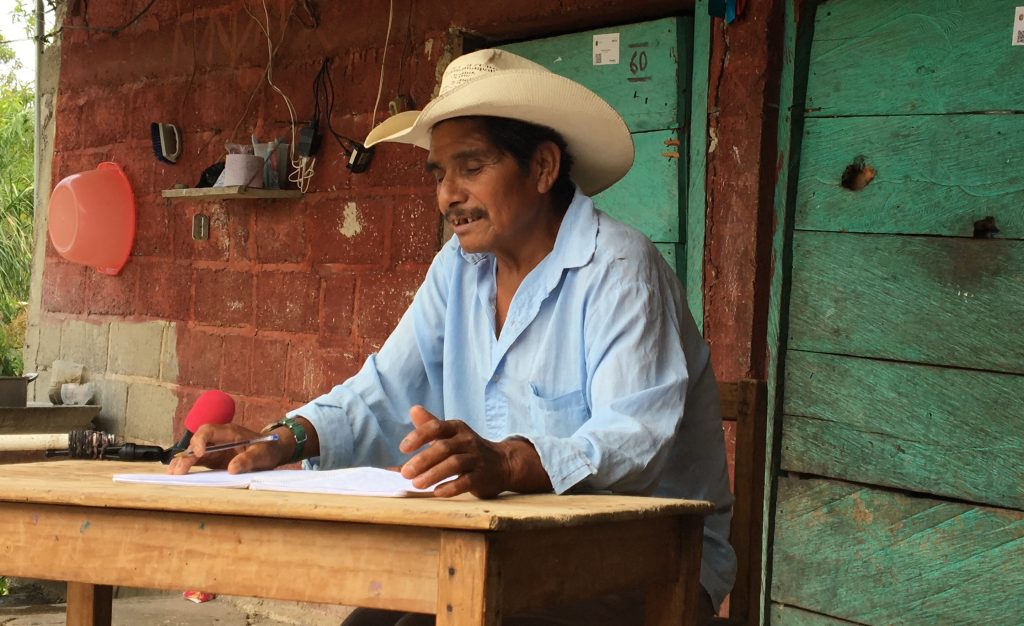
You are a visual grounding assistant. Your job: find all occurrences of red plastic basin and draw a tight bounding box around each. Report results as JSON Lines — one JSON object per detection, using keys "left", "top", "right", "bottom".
{"left": 48, "top": 162, "right": 136, "bottom": 275}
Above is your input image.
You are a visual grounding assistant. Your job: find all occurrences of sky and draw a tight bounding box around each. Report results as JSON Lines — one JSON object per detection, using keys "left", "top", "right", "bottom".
{"left": 1, "top": 0, "right": 37, "bottom": 84}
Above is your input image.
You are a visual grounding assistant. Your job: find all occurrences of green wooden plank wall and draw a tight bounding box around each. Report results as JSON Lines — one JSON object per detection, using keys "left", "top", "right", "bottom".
{"left": 781, "top": 350, "right": 1024, "bottom": 510}
{"left": 771, "top": 604, "right": 857, "bottom": 626}
{"left": 796, "top": 116, "right": 1024, "bottom": 239}
{"left": 502, "top": 18, "right": 687, "bottom": 133}
{"left": 597, "top": 129, "right": 683, "bottom": 242}
{"left": 502, "top": 18, "right": 692, "bottom": 282}
{"left": 773, "top": 1, "right": 1024, "bottom": 621}
{"left": 805, "top": 0, "right": 1024, "bottom": 116}
{"left": 687, "top": 0, "right": 711, "bottom": 332}
{"left": 773, "top": 476, "right": 1024, "bottom": 625}
{"left": 787, "top": 232, "right": 1024, "bottom": 374}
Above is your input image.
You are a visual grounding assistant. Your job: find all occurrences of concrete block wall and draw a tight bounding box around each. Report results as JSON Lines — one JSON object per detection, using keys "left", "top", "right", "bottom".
{"left": 29, "top": 317, "right": 176, "bottom": 444}
{"left": 26, "top": 0, "right": 780, "bottom": 449}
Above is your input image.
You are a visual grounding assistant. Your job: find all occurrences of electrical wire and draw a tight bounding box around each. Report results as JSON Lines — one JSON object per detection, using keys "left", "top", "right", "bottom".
{"left": 370, "top": 0, "right": 394, "bottom": 130}
{"left": 249, "top": 0, "right": 314, "bottom": 193}
{"left": 312, "top": 57, "right": 361, "bottom": 155}
{"left": 70, "top": 0, "right": 162, "bottom": 35}
{"left": 197, "top": 1, "right": 275, "bottom": 160}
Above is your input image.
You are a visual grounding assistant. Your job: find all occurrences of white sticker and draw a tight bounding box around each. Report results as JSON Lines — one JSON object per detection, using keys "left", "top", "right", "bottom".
{"left": 593, "top": 33, "right": 620, "bottom": 65}
{"left": 1013, "top": 7, "right": 1024, "bottom": 46}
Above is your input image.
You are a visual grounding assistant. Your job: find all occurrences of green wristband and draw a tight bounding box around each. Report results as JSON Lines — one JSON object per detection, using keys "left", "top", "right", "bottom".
{"left": 262, "top": 417, "right": 307, "bottom": 464}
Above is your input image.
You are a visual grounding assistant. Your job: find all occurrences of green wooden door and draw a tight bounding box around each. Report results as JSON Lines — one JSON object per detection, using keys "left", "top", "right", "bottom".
{"left": 502, "top": 17, "right": 693, "bottom": 284}
{"left": 772, "top": 1, "right": 1024, "bottom": 623}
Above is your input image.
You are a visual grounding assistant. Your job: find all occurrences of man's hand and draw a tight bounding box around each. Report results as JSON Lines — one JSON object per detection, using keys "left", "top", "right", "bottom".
{"left": 399, "top": 405, "right": 552, "bottom": 499}
{"left": 167, "top": 423, "right": 291, "bottom": 475}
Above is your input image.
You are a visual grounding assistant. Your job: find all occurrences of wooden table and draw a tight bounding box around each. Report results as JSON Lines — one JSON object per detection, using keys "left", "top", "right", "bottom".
{"left": 0, "top": 461, "right": 712, "bottom": 625}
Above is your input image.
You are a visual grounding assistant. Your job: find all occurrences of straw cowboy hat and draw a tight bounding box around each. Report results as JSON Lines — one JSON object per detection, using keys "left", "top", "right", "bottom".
{"left": 364, "top": 48, "right": 634, "bottom": 196}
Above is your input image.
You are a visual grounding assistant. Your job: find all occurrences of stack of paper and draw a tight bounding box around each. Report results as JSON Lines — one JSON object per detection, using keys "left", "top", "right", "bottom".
{"left": 113, "top": 467, "right": 441, "bottom": 497}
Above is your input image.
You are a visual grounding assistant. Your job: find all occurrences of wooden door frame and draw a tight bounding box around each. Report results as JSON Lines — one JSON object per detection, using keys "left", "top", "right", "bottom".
{"left": 762, "top": 0, "right": 822, "bottom": 623}
{"left": 686, "top": 0, "right": 713, "bottom": 332}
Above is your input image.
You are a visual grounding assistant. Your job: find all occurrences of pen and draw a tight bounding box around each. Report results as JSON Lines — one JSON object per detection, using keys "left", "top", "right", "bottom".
{"left": 173, "top": 433, "right": 280, "bottom": 459}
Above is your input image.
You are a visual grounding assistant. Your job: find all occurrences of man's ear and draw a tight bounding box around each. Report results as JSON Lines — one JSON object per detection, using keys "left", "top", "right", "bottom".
{"left": 532, "top": 141, "right": 562, "bottom": 194}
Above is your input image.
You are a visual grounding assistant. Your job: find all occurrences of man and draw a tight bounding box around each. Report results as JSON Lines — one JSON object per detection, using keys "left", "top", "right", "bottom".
{"left": 172, "top": 49, "right": 734, "bottom": 625}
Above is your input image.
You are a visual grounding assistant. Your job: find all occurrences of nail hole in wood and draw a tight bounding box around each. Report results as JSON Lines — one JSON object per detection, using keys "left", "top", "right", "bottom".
{"left": 840, "top": 156, "right": 876, "bottom": 191}
{"left": 973, "top": 216, "right": 999, "bottom": 239}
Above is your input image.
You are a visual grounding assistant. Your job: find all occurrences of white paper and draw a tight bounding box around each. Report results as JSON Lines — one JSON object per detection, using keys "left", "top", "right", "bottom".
{"left": 593, "top": 33, "right": 620, "bottom": 65}
{"left": 113, "top": 469, "right": 299, "bottom": 488}
{"left": 113, "top": 467, "right": 444, "bottom": 497}
{"left": 1013, "top": 7, "right": 1024, "bottom": 46}
{"left": 249, "top": 467, "right": 438, "bottom": 497}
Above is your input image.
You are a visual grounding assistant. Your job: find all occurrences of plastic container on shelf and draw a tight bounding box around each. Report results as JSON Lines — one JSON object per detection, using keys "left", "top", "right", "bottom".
{"left": 47, "top": 162, "right": 136, "bottom": 275}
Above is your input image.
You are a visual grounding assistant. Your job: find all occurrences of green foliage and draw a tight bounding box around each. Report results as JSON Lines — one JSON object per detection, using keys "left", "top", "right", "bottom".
{"left": 0, "top": 6, "right": 31, "bottom": 589}
{"left": 0, "top": 28, "right": 35, "bottom": 375}
{"left": 0, "top": 308, "right": 25, "bottom": 376}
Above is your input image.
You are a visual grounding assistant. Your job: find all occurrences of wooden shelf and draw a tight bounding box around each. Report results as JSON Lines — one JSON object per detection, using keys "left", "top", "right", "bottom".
{"left": 161, "top": 186, "right": 302, "bottom": 200}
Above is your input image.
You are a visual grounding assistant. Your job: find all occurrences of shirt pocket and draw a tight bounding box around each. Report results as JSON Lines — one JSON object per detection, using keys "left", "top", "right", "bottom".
{"left": 528, "top": 385, "right": 590, "bottom": 438}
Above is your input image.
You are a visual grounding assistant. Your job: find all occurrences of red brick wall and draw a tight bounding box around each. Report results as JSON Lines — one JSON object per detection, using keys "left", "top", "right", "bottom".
{"left": 44, "top": 1, "right": 779, "bottom": 443}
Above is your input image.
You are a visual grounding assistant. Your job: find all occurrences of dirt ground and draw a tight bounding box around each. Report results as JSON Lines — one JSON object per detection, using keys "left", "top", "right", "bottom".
{"left": 0, "top": 578, "right": 351, "bottom": 625}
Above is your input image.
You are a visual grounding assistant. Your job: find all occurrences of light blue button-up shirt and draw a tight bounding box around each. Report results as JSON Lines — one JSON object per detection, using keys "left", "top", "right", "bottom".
{"left": 291, "top": 189, "right": 736, "bottom": 608}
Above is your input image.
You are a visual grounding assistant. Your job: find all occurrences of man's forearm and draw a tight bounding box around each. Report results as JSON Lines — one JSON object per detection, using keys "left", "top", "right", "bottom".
{"left": 270, "top": 416, "right": 321, "bottom": 464}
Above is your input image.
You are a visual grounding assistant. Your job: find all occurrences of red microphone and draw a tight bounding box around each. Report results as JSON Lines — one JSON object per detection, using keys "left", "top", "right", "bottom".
{"left": 43, "top": 391, "right": 236, "bottom": 463}
{"left": 164, "top": 390, "right": 235, "bottom": 462}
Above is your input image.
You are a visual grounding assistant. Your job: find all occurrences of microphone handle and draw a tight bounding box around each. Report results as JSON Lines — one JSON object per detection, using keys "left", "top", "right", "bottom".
{"left": 160, "top": 430, "right": 195, "bottom": 464}
{"left": 103, "top": 443, "right": 167, "bottom": 462}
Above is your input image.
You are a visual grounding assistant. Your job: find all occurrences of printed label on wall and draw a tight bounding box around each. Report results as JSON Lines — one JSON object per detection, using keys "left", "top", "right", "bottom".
{"left": 593, "top": 33, "right": 620, "bottom": 65}
{"left": 1013, "top": 7, "right": 1024, "bottom": 45}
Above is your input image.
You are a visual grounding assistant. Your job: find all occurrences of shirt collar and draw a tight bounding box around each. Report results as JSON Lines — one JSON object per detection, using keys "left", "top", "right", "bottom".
{"left": 457, "top": 187, "right": 598, "bottom": 271}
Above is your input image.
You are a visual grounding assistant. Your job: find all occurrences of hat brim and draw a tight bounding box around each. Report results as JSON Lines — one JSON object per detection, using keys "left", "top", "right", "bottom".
{"left": 364, "top": 69, "right": 634, "bottom": 196}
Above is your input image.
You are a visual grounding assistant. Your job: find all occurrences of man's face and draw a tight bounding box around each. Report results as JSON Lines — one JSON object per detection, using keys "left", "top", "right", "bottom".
{"left": 426, "top": 118, "right": 547, "bottom": 256}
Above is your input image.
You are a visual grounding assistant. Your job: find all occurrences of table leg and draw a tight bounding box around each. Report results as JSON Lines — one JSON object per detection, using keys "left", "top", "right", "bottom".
{"left": 436, "top": 531, "right": 500, "bottom": 626}
{"left": 645, "top": 516, "right": 704, "bottom": 626}
{"left": 66, "top": 582, "right": 113, "bottom": 626}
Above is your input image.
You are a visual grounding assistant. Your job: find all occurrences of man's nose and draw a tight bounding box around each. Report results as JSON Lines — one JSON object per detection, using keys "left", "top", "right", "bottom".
{"left": 436, "top": 176, "right": 467, "bottom": 209}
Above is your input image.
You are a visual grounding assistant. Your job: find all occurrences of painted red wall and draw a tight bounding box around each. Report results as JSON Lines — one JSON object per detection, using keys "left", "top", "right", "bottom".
{"left": 704, "top": 0, "right": 784, "bottom": 383}
{"left": 44, "top": 0, "right": 779, "bottom": 442}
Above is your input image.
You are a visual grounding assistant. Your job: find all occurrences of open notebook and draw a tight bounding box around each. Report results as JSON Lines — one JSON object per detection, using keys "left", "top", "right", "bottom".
{"left": 112, "top": 467, "right": 443, "bottom": 497}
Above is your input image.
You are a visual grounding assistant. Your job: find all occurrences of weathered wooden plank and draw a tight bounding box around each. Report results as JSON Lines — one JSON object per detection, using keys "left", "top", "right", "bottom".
{"left": 645, "top": 516, "right": 704, "bottom": 626}
{"left": 502, "top": 17, "right": 690, "bottom": 133}
{"left": 788, "top": 231, "right": 1024, "bottom": 374}
{"left": 766, "top": 2, "right": 818, "bottom": 622}
{"left": 720, "top": 380, "right": 768, "bottom": 625}
{"left": 796, "top": 116, "right": 1024, "bottom": 239}
{"left": 0, "top": 461, "right": 712, "bottom": 532}
{"left": 687, "top": 0, "right": 711, "bottom": 331}
{"left": 66, "top": 583, "right": 112, "bottom": 626}
{"left": 781, "top": 350, "right": 1024, "bottom": 510}
{"left": 437, "top": 531, "right": 499, "bottom": 625}
{"left": 595, "top": 129, "right": 683, "bottom": 243}
{"left": 772, "top": 476, "right": 1024, "bottom": 624}
{"left": 805, "top": 0, "right": 1024, "bottom": 116}
{"left": 495, "top": 518, "right": 680, "bottom": 614}
{"left": 771, "top": 603, "right": 860, "bottom": 626}
{"left": 0, "top": 502, "right": 440, "bottom": 613}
